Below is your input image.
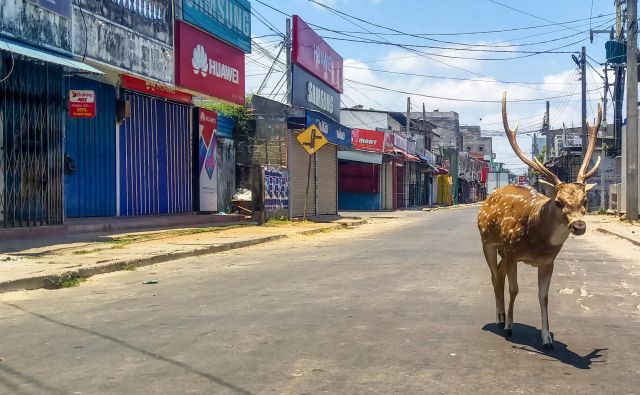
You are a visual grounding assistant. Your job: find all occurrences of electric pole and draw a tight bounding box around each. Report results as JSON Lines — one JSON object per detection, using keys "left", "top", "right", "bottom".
{"left": 602, "top": 64, "right": 609, "bottom": 211}
{"left": 626, "top": 0, "right": 639, "bottom": 219}
{"left": 285, "top": 18, "right": 292, "bottom": 105}
{"left": 581, "top": 46, "right": 588, "bottom": 158}
{"left": 544, "top": 100, "right": 550, "bottom": 161}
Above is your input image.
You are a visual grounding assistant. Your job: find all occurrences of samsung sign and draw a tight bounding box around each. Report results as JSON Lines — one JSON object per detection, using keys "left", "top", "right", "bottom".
{"left": 182, "top": 0, "right": 251, "bottom": 53}
{"left": 292, "top": 65, "right": 340, "bottom": 122}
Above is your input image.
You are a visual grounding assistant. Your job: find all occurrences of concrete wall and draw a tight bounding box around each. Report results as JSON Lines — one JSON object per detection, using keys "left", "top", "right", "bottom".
{"left": 1, "top": 0, "right": 71, "bottom": 52}
{"left": 72, "top": 0, "right": 174, "bottom": 83}
{"left": 413, "top": 111, "right": 460, "bottom": 151}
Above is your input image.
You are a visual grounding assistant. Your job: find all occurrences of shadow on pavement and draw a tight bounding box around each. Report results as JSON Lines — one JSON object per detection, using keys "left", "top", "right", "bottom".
{"left": 4, "top": 302, "right": 255, "bottom": 395}
{"left": 482, "top": 322, "right": 607, "bottom": 369}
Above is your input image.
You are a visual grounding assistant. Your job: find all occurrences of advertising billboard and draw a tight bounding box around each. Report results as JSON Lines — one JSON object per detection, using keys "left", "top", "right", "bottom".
{"left": 292, "top": 15, "right": 343, "bottom": 93}
{"left": 182, "top": 0, "right": 251, "bottom": 53}
{"left": 175, "top": 21, "right": 245, "bottom": 105}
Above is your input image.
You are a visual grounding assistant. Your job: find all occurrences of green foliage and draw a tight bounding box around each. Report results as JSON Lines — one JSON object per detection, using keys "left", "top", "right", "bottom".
{"left": 529, "top": 146, "right": 547, "bottom": 178}
{"left": 197, "top": 96, "right": 254, "bottom": 141}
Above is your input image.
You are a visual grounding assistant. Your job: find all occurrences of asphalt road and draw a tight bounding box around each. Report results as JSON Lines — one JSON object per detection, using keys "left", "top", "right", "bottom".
{"left": 1, "top": 208, "right": 639, "bottom": 394}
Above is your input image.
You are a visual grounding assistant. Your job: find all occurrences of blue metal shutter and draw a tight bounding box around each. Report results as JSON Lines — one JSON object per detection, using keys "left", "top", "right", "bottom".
{"left": 119, "top": 91, "right": 192, "bottom": 216}
{"left": 64, "top": 77, "right": 116, "bottom": 217}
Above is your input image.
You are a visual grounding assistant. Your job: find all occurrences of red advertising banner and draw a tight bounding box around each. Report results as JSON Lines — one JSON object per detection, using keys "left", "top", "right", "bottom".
{"left": 351, "top": 129, "right": 385, "bottom": 152}
{"left": 121, "top": 75, "right": 193, "bottom": 105}
{"left": 69, "top": 90, "right": 96, "bottom": 118}
{"left": 292, "top": 15, "right": 343, "bottom": 93}
{"left": 175, "top": 21, "right": 245, "bottom": 105}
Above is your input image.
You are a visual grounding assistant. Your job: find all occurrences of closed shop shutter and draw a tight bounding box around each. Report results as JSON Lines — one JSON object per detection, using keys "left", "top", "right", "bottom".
{"left": 119, "top": 91, "right": 192, "bottom": 216}
{"left": 65, "top": 77, "right": 116, "bottom": 218}
{"left": 289, "top": 132, "right": 315, "bottom": 217}
{"left": 316, "top": 144, "right": 337, "bottom": 215}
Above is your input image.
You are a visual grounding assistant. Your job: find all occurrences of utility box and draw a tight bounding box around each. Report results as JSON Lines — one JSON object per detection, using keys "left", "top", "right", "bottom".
{"left": 606, "top": 40, "right": 626, "bottom": 64}
{"left": 609, "top": 183, "right": 621, "bottom": 212}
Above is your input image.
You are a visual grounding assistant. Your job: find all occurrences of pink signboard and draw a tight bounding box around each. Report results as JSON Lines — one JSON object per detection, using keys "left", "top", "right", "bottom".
{"left": 175, "top": 21, "right": 245, "bottom": 105}
{"left": 351, "top": 129, "right": 385, "bottom": 152}
{"left": 292, "top": 15, "right": 343, "bottom": 93}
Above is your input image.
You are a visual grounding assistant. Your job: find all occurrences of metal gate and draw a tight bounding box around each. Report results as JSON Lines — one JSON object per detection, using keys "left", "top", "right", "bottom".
{"left": 65, "top": 77, "right": 116, "bottom": 217}
{"left": 289, "top": 131, "right": 316, "bottom": 217}
{"left": 119, "top": 91, "right": 192, "bottom": 216}
{"left": 0, "top": 53, "right": 64, "bottom": 228}
{"left": 316, "top": 143, "right": 337, "bottom": 215}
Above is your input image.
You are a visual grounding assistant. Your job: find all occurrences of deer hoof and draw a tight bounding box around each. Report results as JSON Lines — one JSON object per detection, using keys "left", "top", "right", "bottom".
{"left": 543, "top": 342, "right": 554, "bottom": 350}
{"left": 497, "top": 322, "right": 505, "bottom": 330}
{"left": 505, "top": 329, "right": 513, "bottom": 337}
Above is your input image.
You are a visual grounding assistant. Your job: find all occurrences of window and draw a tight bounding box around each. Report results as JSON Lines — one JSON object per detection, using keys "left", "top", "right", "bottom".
{"left": 479, "top": 146, "right": 484, "bottom": 152}
{"left": 466, "top": 147, "right": 471, "bottom": 152}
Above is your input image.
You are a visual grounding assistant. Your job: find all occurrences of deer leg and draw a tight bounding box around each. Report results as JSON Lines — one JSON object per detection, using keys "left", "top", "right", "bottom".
{"left": 505, "top": 259, "right": 518, "bottom": 337}
{"left": 538, "top": 263, "right": 555, "bottom": 350}
{"left": 482, "top": 244, "right": 505, "bottom": 327}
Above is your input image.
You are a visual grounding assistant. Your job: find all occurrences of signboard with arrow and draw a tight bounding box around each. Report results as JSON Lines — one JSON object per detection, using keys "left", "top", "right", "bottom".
{"left": 297, "top": 124, "right": 328, "bottom": 155}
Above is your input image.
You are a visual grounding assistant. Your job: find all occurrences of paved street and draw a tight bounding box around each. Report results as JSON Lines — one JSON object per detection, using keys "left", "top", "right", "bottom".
{"left": 1, "top": 207, "right": 639, "bottom": 394}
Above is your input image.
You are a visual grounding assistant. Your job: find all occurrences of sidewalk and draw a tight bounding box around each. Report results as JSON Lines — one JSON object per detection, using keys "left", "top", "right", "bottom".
{"left": 0, "top": 218, "right": 366, "bottom": 294}
{"left": 587, "top": 215, "right": 640, "bottom": 247}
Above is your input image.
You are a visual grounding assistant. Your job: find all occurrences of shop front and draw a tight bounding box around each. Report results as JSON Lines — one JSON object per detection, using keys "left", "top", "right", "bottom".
{"left": 1, "top": 1, "right": 102, "bottom": 228}
{"left": 338, "top": 128, "right": 387, "bottom": 211}
{"left": 289, "top": 111, "right": 351, "bottom": 217}
{"left": 118, "top": 76, "right": 194, "bottom": 216}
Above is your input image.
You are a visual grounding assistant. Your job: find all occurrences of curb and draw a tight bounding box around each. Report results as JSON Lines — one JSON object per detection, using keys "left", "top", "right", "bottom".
{"left": 0, "top": 222, "right": 364, "bottom": 294}
{"left": 595, "top": 228, "right": 640, "bottom": 247}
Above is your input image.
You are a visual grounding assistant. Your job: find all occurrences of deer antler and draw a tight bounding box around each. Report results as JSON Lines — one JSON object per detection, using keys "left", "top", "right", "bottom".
{"left": 576, "top": 103, "right": 602, "bottom": 184}
{"left": 502, "top": 92, "right": 562, "bottom": 185}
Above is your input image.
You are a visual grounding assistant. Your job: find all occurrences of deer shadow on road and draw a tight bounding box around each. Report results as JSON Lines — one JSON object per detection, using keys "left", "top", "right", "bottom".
{"left": 482, "top": 323, "right": 607, "bottom": 369}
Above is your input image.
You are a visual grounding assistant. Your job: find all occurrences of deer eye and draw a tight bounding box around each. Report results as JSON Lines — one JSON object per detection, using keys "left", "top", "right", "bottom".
{"left": 555, "top": 200, "right": 564, "bottom": 208}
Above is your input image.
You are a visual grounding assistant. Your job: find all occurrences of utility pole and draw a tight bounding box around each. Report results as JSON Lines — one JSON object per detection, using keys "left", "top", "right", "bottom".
{"left": 602, "top": 64, "right": 609, "bottom": 211}
{"left": 406, "top": 97, "right": 411, "bottom": 208}
{"left": 544, "top": 100, "right": 550, "bottom": 161}
{"left": 285, "top": 18, "right": 292, "bottom": 105}
{"left": 581, "top": 46, "right": 588, "bottom": 158}
{"left": 626, "top": 0, "right": 639, "bottom": 219}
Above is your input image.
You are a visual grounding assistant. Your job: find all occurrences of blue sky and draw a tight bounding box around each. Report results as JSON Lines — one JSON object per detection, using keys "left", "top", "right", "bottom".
{"left": 247, "top": 0, "right": 616, "bottom": 172}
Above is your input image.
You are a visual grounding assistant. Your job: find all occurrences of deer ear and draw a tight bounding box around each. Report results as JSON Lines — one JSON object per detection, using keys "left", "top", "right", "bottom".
{"left": 538, "top": 179, "right": 557, "bottom": 198}
{"left": 584, "top": 183, "right": 597, "bottom": 192}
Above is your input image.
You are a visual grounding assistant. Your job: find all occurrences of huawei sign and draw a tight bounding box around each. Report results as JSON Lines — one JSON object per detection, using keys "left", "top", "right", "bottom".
{"left": 192, "top": 44, "right": 208, "bottom": 76}
{"left": 176, "top": 21, "right": 245, "bottom": 105}
{"left": 191, "top": 43, "right": 239, "bottom": 84}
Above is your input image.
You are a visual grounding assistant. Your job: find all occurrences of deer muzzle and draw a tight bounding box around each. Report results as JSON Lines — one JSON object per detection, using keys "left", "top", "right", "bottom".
{"left": 569, "top": 220, "right": 586, "bottom": 236}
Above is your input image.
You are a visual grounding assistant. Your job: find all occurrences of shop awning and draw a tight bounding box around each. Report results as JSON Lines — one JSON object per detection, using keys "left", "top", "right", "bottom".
{"left": 0, "top": 37, "right": 103, "bottom": 74}
{"left": 416, "top": 153, "right": 438, "bottom": 169}
{"left": 394, "top": 149, "right": 420, "bottom": 162}
{"left": 338, "top": 150, "right": 383, "bottom": 164}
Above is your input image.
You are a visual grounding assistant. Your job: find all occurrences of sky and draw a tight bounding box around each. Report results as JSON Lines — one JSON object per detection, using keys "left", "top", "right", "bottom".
{"left": 247, "top": 0, "right": 617, "bottom": 173}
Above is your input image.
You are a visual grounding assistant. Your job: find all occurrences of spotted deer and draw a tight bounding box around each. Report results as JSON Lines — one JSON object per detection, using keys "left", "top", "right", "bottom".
{"left": 477, "top": 92, "right": 601, "bottom": 349}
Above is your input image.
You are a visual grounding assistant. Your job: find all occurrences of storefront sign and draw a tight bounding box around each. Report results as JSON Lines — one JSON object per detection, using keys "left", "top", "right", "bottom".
{"left": 292, "top": 65, "right": 340, "bottom": 122}
{"left": 305, "top": 110, "right": 351, "bottom": 147}
{"left": 121, "top": 75, "right": 192, "bottom": 105}
{"left": 292, "top": 15, "right": 343, "bottom": 93}
{"left": 198, "top": 108, "right": 218, "bottom": 211}
{"left": 69, "top": 90, "right": 96, "bottom": 118}
{"left": 393, "top": 132, "right": 408, "bottom": 152}
{"left": 264, "top": 166, "right": 289, "bottom": 211}
{"left": 72, "top": 0, "right": 173, "bottom": 83}
{"left": 29, "top": 0, "right": 71, "bottom": 18}
{"left": 175, "top": 21, "right": 245, "bottom": 105}
{"left": 351, "top": 129, "right": 385, "bottom": 152}
{"left": 182, "top": 0, "right": 251, "bottom": 53}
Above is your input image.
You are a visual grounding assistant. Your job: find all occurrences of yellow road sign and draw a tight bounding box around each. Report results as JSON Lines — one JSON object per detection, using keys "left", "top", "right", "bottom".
{"left": 297, "top": 124, "right": 328, "bottom": 155}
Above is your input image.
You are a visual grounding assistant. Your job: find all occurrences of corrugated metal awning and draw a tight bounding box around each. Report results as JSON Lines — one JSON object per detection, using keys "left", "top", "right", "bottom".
{"left": 0, "top": 37, "right": 103, "bottom": 74}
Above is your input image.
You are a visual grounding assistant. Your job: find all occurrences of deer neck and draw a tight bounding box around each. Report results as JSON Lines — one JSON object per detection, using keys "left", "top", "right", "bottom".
{"left": 539, "top": 199, "right": 569, "bottom": 246}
